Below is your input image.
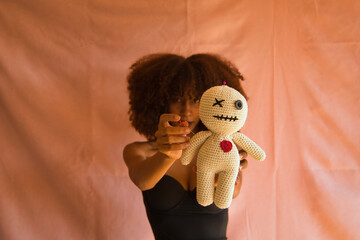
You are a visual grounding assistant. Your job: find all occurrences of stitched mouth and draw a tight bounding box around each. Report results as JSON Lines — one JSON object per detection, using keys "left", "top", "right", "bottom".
{"left": 213, "top": 115, "right": 238, "bottom": 122}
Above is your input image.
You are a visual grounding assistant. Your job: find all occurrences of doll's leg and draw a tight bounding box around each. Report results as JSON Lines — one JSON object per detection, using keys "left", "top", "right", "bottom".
{"left": 197, "top": 170, "right": 215, "bottom": 207}
{"left": 214, "top": 170, "right": 238, "bottom": 209}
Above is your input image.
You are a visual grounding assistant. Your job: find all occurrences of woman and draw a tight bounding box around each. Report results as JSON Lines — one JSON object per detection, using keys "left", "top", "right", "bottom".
{"left": 123, "top": 53, "right": 249, "bottom": 240}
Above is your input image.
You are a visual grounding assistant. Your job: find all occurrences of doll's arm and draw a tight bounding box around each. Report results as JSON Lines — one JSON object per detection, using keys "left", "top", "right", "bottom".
{"left": 180, "top": 131, "right": 212, "bottom": 165}
{"left": 232, "top": 132, "right": 266, "bottom": 161}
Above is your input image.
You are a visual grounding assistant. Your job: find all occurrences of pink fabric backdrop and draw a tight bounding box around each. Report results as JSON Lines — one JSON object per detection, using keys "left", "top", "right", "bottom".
{"left": 1, "top": 0, "right": 359, "bottom": 239}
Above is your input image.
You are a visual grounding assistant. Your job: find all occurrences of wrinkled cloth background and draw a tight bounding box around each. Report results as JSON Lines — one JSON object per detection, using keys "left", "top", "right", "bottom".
{"left": 1, "top": 0, "right": 359, "bottom": 239}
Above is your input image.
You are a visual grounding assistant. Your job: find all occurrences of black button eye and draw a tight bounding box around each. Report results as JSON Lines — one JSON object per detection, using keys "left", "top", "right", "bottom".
{"left": 235, "top": 100, "right": 243, "bottom": 110}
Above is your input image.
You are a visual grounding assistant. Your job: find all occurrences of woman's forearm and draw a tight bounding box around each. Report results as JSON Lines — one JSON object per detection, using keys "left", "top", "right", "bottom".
{"left": 128, "top": 152, "right": 176, "bottom": 191}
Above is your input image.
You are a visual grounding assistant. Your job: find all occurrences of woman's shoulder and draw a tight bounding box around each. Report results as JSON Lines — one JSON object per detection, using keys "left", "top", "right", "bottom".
{"left": 123, "top": 141, "right": 158, "bottom": 160}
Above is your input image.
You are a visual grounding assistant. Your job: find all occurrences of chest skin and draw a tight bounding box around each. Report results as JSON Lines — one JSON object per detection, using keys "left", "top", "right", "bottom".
{"left": 143, "top": 142, "right": 197, "bottom": 191}
{"left": 197, "top": 134, "right": 240, "bottom": 172}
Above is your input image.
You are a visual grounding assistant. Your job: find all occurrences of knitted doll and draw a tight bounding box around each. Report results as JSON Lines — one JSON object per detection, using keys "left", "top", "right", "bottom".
{"left": 180, "top": 84, "right": 266, "bottom": 209}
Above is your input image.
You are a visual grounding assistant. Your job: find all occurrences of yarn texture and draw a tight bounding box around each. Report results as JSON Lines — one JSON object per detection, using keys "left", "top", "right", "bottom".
{"left": 180, "top": 85, "right": 266, "bottom": 209}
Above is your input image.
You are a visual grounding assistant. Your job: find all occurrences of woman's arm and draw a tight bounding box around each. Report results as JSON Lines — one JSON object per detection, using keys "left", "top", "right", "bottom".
{"left": 232, "top": 158, "right": 248, "bottom": 199}
{"left": 123, "top": 143, "right": 176, "bottom": 191}
{"left": 123, "top": 114, "right": 190, "bottom": 191}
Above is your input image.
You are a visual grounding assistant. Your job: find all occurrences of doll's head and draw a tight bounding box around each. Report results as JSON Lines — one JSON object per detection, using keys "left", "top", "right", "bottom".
{"left": 199, "top": 85, "right": 248, "bottom": 135}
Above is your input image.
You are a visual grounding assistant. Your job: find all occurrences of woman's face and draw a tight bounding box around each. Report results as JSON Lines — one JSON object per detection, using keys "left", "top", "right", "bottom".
{"left": 168, "top": 96, "right": 200, "bottom": 132}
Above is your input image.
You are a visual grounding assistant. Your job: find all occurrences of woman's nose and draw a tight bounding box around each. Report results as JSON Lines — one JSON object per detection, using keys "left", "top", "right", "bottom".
{"left": 180, "top": 100, "right": 191, "bottom": 114}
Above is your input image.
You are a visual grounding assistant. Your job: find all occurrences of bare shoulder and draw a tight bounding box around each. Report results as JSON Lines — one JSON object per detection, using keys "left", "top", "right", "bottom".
{"left": 123, "top": 141, "right": 158, "bottom": 166}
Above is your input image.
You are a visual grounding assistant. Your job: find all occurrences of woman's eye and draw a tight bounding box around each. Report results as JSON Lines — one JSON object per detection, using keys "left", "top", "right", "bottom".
{"left": 175, "top": 98, "right": 181, "bottom": 103}
{"left": 193, "top": 99, "right": 200, "bottom": 103}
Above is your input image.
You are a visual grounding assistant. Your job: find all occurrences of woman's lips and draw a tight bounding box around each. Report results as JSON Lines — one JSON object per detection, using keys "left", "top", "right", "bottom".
{"left": 180, "top": 120, "right": 193, "bottom": 127}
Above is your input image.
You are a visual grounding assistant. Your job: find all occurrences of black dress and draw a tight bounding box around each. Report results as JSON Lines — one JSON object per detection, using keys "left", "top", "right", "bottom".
{"left": 142, "top": 175, "right": 228, "bottom": 240}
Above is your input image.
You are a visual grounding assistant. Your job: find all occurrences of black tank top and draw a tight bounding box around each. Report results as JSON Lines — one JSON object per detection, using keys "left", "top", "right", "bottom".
{"left": 142, "top": 175, "right": 228, "bottom": 240}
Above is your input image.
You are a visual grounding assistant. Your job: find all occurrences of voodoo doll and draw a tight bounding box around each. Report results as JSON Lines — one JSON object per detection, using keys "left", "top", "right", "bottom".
{"left": 180, "top": 83, "right": 266, "bottom": 209}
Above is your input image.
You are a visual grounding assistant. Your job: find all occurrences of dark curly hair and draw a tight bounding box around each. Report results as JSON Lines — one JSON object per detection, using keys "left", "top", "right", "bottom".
{"left": 127, "top": 53, "right": 248, "bottom": 140}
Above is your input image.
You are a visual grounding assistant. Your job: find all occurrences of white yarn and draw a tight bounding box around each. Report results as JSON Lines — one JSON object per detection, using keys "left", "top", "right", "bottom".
{"left": 180, "top": 85, "right": 266, "bottom": 209}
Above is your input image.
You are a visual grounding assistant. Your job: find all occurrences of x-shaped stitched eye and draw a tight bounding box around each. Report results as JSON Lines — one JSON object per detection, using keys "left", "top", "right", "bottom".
{"left": 212, "top": 98, "right": 225, "bottom": 107}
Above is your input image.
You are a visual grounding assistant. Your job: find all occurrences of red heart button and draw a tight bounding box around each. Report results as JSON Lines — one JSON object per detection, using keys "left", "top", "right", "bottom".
{"left": 220, "top": 140, "right": 233, "bottom": 153}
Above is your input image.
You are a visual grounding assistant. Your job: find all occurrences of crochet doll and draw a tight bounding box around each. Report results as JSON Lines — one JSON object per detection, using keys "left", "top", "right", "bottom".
{"left": 180, "top": 84, "right": 266, "bottom": 209}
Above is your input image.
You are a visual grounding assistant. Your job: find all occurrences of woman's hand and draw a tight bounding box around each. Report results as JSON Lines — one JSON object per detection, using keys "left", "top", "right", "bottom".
{"left": 238, "top": 149, "right": 249, "bottom": 171}
{"left": 232, "top": 149, "right": 248, "bottom": 198}
{"left": 155, "top": 114, "right": 191, "bottom": 160}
